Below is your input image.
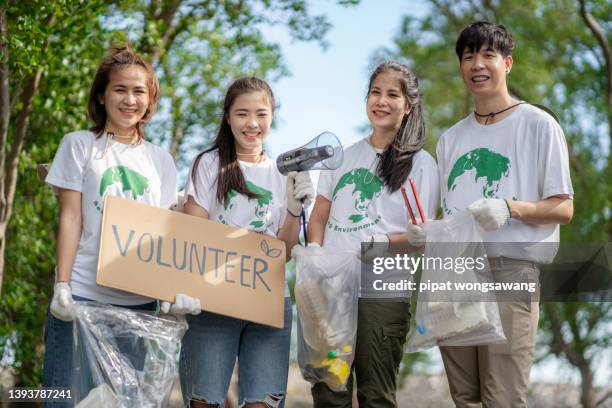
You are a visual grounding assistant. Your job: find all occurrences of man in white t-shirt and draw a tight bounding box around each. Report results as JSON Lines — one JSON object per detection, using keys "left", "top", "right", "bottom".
{"left": 407, "top": 22, "right": 574, "bottom": 407}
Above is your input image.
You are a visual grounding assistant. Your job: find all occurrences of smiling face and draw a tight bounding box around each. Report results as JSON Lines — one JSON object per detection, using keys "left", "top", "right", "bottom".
{"left": 227, "top": 90, "right": 273, "bottom": 155}
{"left": 460, "top": 45, "right": 512, "bottom": 99}
{"left": 100, "top": 65, "right": 150, "bottom": 135}
{"left": 366, "top": 71, "right": 410, "bottom": 134}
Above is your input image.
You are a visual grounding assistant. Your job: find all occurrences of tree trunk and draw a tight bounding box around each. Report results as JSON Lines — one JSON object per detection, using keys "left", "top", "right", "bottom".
{"left": 578, "top": 364, "right": 596, "bottom": 408}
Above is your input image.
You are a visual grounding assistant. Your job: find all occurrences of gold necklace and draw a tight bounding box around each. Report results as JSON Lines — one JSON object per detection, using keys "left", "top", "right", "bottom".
{"left": 106, "top": 131, "right": 140, "bottom": 145}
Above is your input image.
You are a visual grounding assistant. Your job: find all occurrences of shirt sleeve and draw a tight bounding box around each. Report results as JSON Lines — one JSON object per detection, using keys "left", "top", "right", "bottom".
{"left": 160, "top": 152, "right": 178, "bottom": 209}
{"left": 537, "top": 118, "right": 574, "bottom": 199}
{"left": 184, "top": 153, "right": 215, "bottom": 212}
{"left": 45, "top": 132, "right": 90, "bottom": 192}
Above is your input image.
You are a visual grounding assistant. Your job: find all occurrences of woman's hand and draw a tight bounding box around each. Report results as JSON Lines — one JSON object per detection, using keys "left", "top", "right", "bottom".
{"left": 286, "top": 171, "right": 314, "bottom": 217}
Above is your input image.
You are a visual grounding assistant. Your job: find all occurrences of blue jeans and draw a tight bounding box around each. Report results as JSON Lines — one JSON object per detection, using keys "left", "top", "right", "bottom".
{"left": 180, "top": 297, "right": 292, "bottom": 408}
{"left": 41, "top": 295, "right": 156, "bottom": 407}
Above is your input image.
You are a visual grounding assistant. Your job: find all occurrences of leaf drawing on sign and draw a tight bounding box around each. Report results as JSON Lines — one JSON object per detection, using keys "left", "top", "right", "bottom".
{"left": 260, "top": 239, "right": 282, "bottom": 258}
{"left": 267, "top": 248, "right": 282, "bottom": 258}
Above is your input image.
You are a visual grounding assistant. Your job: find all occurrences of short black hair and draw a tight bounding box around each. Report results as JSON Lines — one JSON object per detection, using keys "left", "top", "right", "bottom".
{"left": 455, "top": 21, "right": 514, "bottom": 60}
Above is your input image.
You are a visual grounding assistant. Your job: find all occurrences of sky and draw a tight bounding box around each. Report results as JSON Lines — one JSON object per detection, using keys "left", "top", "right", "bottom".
{"left": 265, "top": 0, "right": 610, "bottom": 387}
{"left": 263, "top": 0, "right": 428, "bottom": 159}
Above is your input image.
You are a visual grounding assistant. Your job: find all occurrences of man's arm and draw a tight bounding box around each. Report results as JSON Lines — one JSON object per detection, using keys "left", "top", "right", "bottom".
{"left": 508, "top": 194, "right": 573, "bottom": 225}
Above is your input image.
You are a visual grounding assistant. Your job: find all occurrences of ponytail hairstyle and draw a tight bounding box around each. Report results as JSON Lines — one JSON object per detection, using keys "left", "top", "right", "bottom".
{"left": 191, "top": 77, "right": 276, "bottom": 205}
{"left": 367, "top": 61, "right": 426, "bottom": 192}
{"left": 88, "top": 44, "right": 160, "bottom": 141}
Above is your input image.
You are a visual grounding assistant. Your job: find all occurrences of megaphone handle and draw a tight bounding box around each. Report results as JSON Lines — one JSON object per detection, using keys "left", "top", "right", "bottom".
{"left": 301, "top": 206, "right": 308, "bottom": 246}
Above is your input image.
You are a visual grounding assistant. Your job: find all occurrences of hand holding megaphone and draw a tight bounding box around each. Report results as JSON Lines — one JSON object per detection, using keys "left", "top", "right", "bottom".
{"left": 287, "top": 171, "right": 314, "bottom": 217}
{"left": 278, "top": 132, "right": 343, "bottom": 246}
{"left": 276, "top": 131, "right": 343, "bottom": 175}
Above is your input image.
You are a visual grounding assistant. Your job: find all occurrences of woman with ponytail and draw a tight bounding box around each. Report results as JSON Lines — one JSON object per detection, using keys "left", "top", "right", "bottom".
{"left": 300, "top": 61, "right": 440, "bottom": 407}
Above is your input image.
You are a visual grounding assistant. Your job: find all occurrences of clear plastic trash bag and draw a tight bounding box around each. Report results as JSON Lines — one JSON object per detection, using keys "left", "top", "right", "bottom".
{"left": 294, "top": 246, "right": 360, "bottom": 391}
{"left": 406, "top": 211, "right": 506, "bottom": 352}
{"left": 72, "top": 301, "right": 188, "bottom": 408}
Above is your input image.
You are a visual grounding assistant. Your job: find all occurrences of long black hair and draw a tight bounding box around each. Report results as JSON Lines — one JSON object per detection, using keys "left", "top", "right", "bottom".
{"left": 191, "top": 77, "right": 275, "bottom": 205}
{"left": 367, "top": 61, "right": 425, "bottom": 192}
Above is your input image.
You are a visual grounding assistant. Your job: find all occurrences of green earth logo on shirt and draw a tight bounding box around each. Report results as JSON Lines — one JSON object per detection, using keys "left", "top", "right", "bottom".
{"left": 219, "top": 181, "right": 273, "bottom": 232}
{"left": 94, "top": 166, "right": 150, "bottom": 211}
{"left": 444, "top": 148, "right": 510, "bottom": 215}
{"left": 328, "top": 168, "right": 383, "bottom": 232}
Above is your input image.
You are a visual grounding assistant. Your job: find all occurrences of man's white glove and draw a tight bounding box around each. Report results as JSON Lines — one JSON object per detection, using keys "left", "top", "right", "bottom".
{"left": 291, "top": 242, "right": 320, "bottom": 260}
{"left": 406, "top": 222, "right": 427, "bottom": 246}
{"left": 160, "top": 294, "right": 201, "bottom": 315}
{"left": 287, "top": 171, "right": 314, "bottom": 217}
{"left": 50, "top": 282, "right": 76, "bottom": 321}
{"left": 359, "top": 233, "right": 389, "bottom": 262}
{"left": 468, "top": 198, "right": 511, "bottom": 231}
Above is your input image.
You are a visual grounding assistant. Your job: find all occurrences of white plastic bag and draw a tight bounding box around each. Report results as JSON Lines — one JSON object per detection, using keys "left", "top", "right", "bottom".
{"left": 72, "top": 301, "right": 188, "bottom": 408}
{"left": 294, "top": 246, "right": 360, "bottom": 391}
{"left": 406, "top": 211, "right": 506, "bottom": 352}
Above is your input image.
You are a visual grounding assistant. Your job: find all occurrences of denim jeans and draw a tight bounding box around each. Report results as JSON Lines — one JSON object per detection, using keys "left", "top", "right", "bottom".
{"left": 41, "top": 295, "right": 156, "bottom": 407}
{"left": 179, "top": 297, "right": 292, "bottom": 408}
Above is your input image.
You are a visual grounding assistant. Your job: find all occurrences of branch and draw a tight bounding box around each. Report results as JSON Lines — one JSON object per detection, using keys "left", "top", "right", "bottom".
{"left": 578, "top": 0, "right": 611, "bottom": 104}
{"left": 0, "top": 7, "right": 10, "bottom": 182}
{"left": 145, "top": 0, "right": 183, "bottom": 65}
{"left": 2, "top": 69, "right": 43, "bottom": 222}
{"left": 578, "top": 0, "right": 612, "bottom": 144}
{"left": 1, "top": 12, "right": 55, "bottom": 222}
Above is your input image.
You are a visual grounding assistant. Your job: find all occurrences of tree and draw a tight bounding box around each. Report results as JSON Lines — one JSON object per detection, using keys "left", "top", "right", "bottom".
{"left": 0, "top": 0, "right": 114, "bottom": 386}
{"left": 384, "top": 0, "right": 611, "bottom": 406}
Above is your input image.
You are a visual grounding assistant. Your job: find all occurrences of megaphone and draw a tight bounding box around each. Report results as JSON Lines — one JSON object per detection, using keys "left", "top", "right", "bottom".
{"left": 276, "top": 131, "right": 343, "bottom": 175}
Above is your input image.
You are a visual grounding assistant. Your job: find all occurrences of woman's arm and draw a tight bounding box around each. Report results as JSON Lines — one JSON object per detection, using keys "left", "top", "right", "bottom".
{"left": 307, "top": 195, "right": 331, "bottom": 246}
{"left": 183, "top": 195, "right": 210, "bottom": 219}
{"left": 56, "top": 188, "right": 82, "bottom": 282}
{"left": 277, "top": 212, "right": 301, "bottom": 261}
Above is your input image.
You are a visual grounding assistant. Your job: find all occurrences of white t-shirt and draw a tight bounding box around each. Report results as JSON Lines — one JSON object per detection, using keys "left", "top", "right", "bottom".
{"left": 46, "top": 130, "right": 178, "bottom": 305}
{"left": 318, "top": 138, "right": 439, "bottom": 251}
{"left": 437, "top": 103, "right": 574, "bottom": 262}
{"left": 184, "top": 150, "right": 290, "bottom": 296}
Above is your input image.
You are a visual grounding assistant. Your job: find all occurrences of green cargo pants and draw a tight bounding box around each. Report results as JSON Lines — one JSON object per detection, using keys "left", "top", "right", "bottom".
{"left": 311, "top": 299, "right": 411, "bottom": 408}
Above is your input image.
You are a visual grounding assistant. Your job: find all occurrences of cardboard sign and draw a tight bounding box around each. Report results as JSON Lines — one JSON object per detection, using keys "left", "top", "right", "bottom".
{"left": 96, "top": 195, "right": 286, "bottom": 328}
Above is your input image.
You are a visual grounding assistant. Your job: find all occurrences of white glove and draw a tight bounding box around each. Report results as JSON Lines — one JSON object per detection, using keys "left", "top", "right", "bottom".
{"left": 468, "top": 198, "right": 510, "bottom": 231}
{"left": 287, "top": 171, "right": 314, "bottom": 217}
{"left": 160, "top": 294, "right": 201, "bottom": 315}
{"left": 359, "top": 233, "right": 389, "bottom": 262}
{"left": 291, "top": 242, "right": 320, "bottom": 260}
{"left": 50, "top": 282, "right": 76, "bottom": 321}
{"left": 406, "top": 222, "right": 426, "bottom": 246}
{"left": 170, "top": 191, "right": 185, "bottom": 212}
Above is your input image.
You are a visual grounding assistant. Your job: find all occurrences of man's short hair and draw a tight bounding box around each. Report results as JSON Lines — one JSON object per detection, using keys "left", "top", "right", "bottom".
{"left": 455, "top": 21, "right": 514, "bottom": 60}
